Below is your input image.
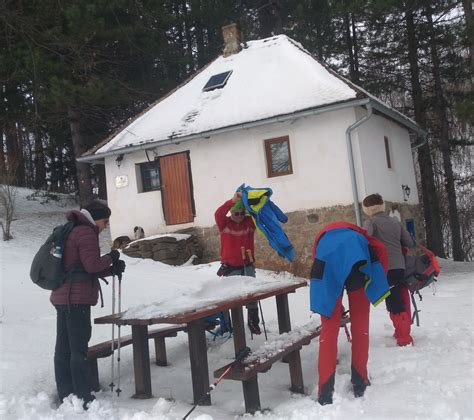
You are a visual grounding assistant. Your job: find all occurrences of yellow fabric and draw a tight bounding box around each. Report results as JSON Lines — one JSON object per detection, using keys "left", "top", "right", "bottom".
{"left": 246, "top": 189, "right": 269, "bottom": 212}
{"left": 246, "top": 189, "right": 270, "bottom": 238}
{"left": 373, "top": 290, "right": 391, "bottom": 306}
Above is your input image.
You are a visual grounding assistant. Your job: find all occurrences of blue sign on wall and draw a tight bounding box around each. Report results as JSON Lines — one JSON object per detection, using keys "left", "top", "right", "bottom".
{"left": 405, "top": 218, "right": 416, "bottom": 241}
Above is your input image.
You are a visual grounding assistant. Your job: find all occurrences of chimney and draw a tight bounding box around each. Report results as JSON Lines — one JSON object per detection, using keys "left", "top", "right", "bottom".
{"left": 222, "top": 23, "right": 242, "bottom": 57}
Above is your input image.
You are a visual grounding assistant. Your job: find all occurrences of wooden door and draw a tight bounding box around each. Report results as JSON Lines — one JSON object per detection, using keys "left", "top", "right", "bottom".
{"left": 159, "top": 151, "right": 195, "bottom": 225}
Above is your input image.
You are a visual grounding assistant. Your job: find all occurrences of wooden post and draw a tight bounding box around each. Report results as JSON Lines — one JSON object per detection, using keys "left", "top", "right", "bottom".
{"left": 275, "top": 293, "right": 305, "bottom": 394}
{"left": 131, "top": 325, "right": 153, "bottom": 398}
{"left": 154, "top": 336, "right": 167, "bottom": 366}
{"left": 231, "top": 306, "right": 261, "bottom": 413}
{"left": 187, "top": 319, "right": 211, "bottom": 405}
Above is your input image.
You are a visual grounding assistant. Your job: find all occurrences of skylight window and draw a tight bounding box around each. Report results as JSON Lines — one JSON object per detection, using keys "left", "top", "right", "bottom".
{"left": 202, "top": 70, "right": 232, "bottom": 92}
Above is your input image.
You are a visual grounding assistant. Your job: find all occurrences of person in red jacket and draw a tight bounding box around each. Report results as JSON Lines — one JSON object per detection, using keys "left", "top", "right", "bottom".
{"left": 50, "top": 200, "right": 126, "bottom": 409}
{"left": 215, "top": 192, "right": 261, "bottom": 334}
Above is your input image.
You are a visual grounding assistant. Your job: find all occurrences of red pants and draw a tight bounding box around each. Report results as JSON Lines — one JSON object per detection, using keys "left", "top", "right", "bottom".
{"left": 318, "top": 288, "right": 370, "bottom": 395}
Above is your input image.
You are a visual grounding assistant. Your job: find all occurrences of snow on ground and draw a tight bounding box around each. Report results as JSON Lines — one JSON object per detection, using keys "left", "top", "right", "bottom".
{"left": 0, "top": 188, "right": 473, "bottom": 419}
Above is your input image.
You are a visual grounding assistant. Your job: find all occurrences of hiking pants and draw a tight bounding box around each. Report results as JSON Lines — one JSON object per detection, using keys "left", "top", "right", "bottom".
{"left": 54, "top": 304, "right": 93, "bottom": 403}
{"left": 385, "top": 269, "right": 405, "bottom": 314}
{"left": 222, "top": 264, "right": 259, "bottom": 325}
{"left": 318, "top": 288, "right": 370, "bottom": 398}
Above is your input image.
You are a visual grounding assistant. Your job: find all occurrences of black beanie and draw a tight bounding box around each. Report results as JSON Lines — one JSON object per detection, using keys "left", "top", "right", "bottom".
{"left": 84, "top": 200, "right": 111, "bottom": 221}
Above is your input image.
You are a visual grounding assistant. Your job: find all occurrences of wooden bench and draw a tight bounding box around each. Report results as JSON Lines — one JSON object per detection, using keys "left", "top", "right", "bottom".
{"left": 88, "top": 324, "right": 186, "bottom": 391}
{"left": 214, "top": 317, "right": 350, "bottom": 411}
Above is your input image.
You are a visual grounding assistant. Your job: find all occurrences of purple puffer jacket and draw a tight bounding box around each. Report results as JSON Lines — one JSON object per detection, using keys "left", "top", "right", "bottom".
{"left": 50, "top": 210, "right": 113, "bottom": 306}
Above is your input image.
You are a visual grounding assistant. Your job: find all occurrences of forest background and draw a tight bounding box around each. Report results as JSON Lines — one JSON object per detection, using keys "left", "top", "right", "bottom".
{"left": 0, "top": 0, "right": 472, "bottom": 261}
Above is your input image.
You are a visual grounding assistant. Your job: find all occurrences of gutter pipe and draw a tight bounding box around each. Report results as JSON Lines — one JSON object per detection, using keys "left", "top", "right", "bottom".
{"left": 346, "top": 100, "right": 372, "bottom": 226}
{"left": 77, "top": 98, "right": 371, "bottom": 163}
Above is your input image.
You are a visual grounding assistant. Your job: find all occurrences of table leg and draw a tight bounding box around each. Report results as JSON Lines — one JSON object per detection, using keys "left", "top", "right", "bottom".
{"left": 187, "top": 319, "right": 211, "bottom": 405}
{"left": 275, "top": 293, "right": 305, "bottom": 394}
{"left": 131, "top": 325, "right": 153, "bottom": 398}
{"left": 231, "top": 306, "right": 261, "bottom": 413}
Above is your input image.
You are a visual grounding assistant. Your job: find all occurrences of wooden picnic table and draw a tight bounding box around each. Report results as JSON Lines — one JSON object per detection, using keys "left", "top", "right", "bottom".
{"left": 94, "top": 277, "right": 308, "bottom": 411}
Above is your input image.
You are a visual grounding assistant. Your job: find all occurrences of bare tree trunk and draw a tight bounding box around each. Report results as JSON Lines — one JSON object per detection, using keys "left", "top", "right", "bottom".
{"left": 405, "top": 4, "right": 446, "bottom": 257}
{"left": 68, "top": 107, "right": 93, "bottom": 206}
{"left": 425, "top": 4, "right": 464, "bottom": 261}
{"left": 462, "top": 0, "right": 473, "bottom": 72}
{"left": 343, "top": 13, "right": 355, "bottom": 81}
{"left": 95, "top": 164, "right": 107, "bottom": 200}
{"left": 351, "top": 13, "right": 360, "bottom": 83}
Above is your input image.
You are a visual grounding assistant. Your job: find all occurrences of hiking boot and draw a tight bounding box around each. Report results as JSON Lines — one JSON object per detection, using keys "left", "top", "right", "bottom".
{"left": 353, "top": 384, "right": 366, "bottom": 398}
{"left": 248, "top": 322, "right": 261, "bottom": 335}
{"left": 318, "top": 392, "right": 333, "bottom": 405}
{"left": 82, "top": 395, "right": 95, "bottom": 410}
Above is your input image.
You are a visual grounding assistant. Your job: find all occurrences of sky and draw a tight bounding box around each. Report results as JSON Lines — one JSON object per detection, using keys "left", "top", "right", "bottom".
{"left": 0, "top": 188, "right": 473, "bottom": 420}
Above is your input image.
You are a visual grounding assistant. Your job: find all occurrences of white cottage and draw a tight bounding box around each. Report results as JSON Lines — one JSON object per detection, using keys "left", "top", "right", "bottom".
{"left": 79, "top": 25, "right": 425, "bottom": 275}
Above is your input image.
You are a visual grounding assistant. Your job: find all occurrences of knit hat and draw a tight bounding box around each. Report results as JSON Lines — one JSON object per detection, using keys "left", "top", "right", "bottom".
{"left": 362, "top": 193, "right": 386, "bottom": 217}
{"left": 230, "top": 200, "right": 245, "bottom": 213}
{"left": 83, "top": 200, "right": 111, "bottom": 221}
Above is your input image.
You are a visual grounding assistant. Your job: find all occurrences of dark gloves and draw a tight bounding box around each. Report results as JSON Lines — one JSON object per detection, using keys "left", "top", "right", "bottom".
{"left": 112, "top": 259, "right": 126, "bottom": 276}
{"left": 108, "top": 250, "right": 120, "bottom": 262}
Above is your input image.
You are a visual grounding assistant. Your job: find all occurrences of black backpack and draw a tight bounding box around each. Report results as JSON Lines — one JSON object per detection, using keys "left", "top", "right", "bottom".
{"left": 30, "top": 221, "right": 76, "bottom": 290}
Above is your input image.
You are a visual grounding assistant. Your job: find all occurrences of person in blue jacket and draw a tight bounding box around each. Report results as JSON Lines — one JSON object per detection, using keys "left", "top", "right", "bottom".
{"left": 310, "top": 221, "right": 389, "bottom": 405}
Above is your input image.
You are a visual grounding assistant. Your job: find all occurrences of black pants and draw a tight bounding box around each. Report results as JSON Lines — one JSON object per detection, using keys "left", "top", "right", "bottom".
{"left": 219, "top": 264, "right": 259, "bottom": 325}
{"left": 54, "top": 304, "right": 93, "bottom": 403}
{"left": 385, "top": 269, "right": 406, "bottom": 314}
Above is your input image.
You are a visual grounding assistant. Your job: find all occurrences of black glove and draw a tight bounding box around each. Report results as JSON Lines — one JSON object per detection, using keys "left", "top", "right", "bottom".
{"left": 112, "top": 259, "right": 126, "bottom": 276}
{"left": 108, "top": 250, "right": 120, "bottom": 262}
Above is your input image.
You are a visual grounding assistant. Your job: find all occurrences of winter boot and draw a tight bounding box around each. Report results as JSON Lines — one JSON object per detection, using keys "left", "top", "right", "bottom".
{"left": 318, "top": 373, "right": 335, "bottom": 405}
{"left": 247, "top": 307, "right": 261, "bottom": 335}
{"left": 390, "top": 312, "right": 414, "bottom": 346}
{"left": 351, "top": 365, "right": 370, "bottom": 398}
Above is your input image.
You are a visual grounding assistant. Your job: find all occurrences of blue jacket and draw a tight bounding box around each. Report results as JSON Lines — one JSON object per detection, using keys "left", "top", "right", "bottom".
{"left": 310, "top": 227, "right": 389, "bottom": 317}
{"left": 240, "top": 185, "right": 294, "bottom": 262}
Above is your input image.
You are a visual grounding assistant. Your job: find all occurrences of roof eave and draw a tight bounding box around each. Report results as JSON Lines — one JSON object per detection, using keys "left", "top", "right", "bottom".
{"left": 77, "top": 98, "right": 370, "bottom": 163}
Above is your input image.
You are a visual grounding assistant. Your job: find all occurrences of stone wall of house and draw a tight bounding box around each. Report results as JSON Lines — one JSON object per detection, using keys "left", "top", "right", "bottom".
{"left": 123, "top": 235, "right": 202, "bottom": 266}
{"left": 178, "top": 202, "right": 424, "bottom": 278}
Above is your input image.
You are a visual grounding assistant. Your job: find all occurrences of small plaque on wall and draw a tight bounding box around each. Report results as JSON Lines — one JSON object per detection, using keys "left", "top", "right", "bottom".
{"left": 115, "top": 175, "right": 129, "bottom": 188}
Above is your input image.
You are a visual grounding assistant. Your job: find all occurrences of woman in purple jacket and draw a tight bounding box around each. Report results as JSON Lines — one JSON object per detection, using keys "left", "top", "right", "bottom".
{"left": 362, "top": 193, "right": 415, "bottom": 346}
{"left": 50, "top": 201, "right": 125, "bottom": 408}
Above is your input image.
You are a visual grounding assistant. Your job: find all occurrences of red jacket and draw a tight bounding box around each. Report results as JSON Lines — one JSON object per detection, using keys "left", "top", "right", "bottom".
{"left": 215, "top": 200, "right": 256, "bottom": 267}
{"left": 50, "top": 210, "right": 113, "bottom": 306}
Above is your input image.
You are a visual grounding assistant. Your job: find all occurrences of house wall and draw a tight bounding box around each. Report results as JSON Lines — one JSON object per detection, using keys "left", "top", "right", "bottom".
{"left": 105, "top": 107, "right": 359, "bottom": 240}
{"left": 103, "top": 106, "right": 424, "bottom": 277}
{"left": 354, "top": 110, "right": 419, "bottom": 204}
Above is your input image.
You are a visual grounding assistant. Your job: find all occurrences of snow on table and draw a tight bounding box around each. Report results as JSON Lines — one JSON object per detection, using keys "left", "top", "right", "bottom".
{"left": 122, "top": 274, "right": 306, "bottom": 320}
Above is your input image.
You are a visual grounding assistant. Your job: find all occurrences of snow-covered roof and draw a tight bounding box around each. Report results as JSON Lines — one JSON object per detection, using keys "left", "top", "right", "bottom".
{"left": 84, "top": 35, "right": 422, "bottom": 159}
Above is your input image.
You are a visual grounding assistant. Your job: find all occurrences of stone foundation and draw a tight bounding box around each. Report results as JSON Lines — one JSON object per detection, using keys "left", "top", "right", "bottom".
{"left": 181, "top": 203, "right": 424, "bottom": 278}
{"left": 123, "top": 235, "right": 202, "bottom": 266}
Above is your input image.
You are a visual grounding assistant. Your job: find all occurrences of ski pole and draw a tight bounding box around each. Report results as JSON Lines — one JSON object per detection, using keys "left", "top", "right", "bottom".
{"left": 116, "top": 272, "right": 123, "bottom": 396}
{"left": 109, "top": 274, "right": 116, "bottom": 392}
{"left": 182, "top": 346, "right": 251, "bottom": 420}
{"left": 241, "top": 247, "right": 253, "bottom": 339}
{"left": 342, "top": 309, "right": 351, "bottom": 342}
{"left": 258, "top": 300, "right": 268, "bottom": 340}
{"left": 246, "top": 249, "right": 267, "bottom": 340}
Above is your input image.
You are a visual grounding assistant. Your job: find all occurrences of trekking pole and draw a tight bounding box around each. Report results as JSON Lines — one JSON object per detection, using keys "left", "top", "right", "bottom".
{"left": 241, "top": 247, "right": 253, "bottom": 340}
{"left": 258, "top": 300, "right": 268, "bottom": 340}
{"left": 109, "top": 274, "right": 116, "bottom": 392}
{"left": 116, "top": 272, "right": 123, "bottom": 396}
{"left": 247, "top": 249, "right": 268, "bottom": 340}
{"left": 182, "top": 346, "right": 251, "bottom": 420}
{"left": 342, "top": 309, "right": 351, "bottom": 343}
